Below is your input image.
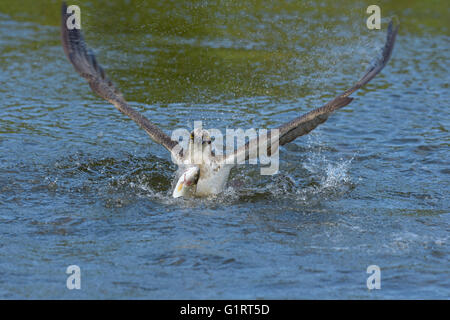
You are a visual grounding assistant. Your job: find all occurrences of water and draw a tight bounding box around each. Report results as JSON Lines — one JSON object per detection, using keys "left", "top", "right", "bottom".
{"left": 0, "top": 1, "right": 449, "bottom": 299}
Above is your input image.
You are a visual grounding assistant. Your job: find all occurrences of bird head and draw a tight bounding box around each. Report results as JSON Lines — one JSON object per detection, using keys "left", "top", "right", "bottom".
{"left": 186, "top": 128, "right": 213, "bottom": 164}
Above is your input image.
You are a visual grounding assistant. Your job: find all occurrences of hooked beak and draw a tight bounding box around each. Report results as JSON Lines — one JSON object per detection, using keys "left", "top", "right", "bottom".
{"left": 172, "top": 166, "right": 200, "bottom": 198}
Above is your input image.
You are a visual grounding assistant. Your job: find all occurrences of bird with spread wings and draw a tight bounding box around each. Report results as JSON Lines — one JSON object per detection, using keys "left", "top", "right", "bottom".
{"left": 60, "top": 3, "right": 398, "bottom": 198}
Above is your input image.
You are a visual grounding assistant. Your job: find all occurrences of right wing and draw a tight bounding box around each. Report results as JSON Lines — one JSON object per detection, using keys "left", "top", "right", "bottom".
{"left": 277, "top": 19, "right": 398, "bottom": 145}
{"left": 222, "top": 19, "right": 398, "bottom": 164}
{"left": 61, "top": 3, "right": 182, "bottom": 160}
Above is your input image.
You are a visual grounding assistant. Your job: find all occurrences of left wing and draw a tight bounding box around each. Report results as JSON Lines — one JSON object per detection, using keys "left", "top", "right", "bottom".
{"left": 61, "top": 2, "right": 183, "bottom": 161}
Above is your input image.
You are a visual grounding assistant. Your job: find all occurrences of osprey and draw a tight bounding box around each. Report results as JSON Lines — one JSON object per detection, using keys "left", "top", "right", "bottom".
{"left": 60, "top": 3, "right": 398, "bottom": 198}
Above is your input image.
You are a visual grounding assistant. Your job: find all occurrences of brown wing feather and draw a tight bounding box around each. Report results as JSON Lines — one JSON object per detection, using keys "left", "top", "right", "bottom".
{"left": 60, "top": 2, "right": 181, "bottom": 157}
{"left": 223, "top": 19, "right": 398, "bottom": 164}
{"left": 278, "top": 19, "right": 399, "bottom": 145}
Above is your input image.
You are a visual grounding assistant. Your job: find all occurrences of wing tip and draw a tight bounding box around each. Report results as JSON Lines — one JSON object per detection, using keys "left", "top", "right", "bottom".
{"left": 383, "top": 17, "right": 399, "bottom": 65}
{"left": 60, "top": 2, "right": 99, "bottom": 81}
{"left": 60, "top": 1, "right": 83, "bottom": 64}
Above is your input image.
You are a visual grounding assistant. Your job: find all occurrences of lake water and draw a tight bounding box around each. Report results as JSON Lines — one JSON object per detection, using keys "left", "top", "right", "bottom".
{"left": 0, "top": 1, "right": 448, "bottom": 299}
